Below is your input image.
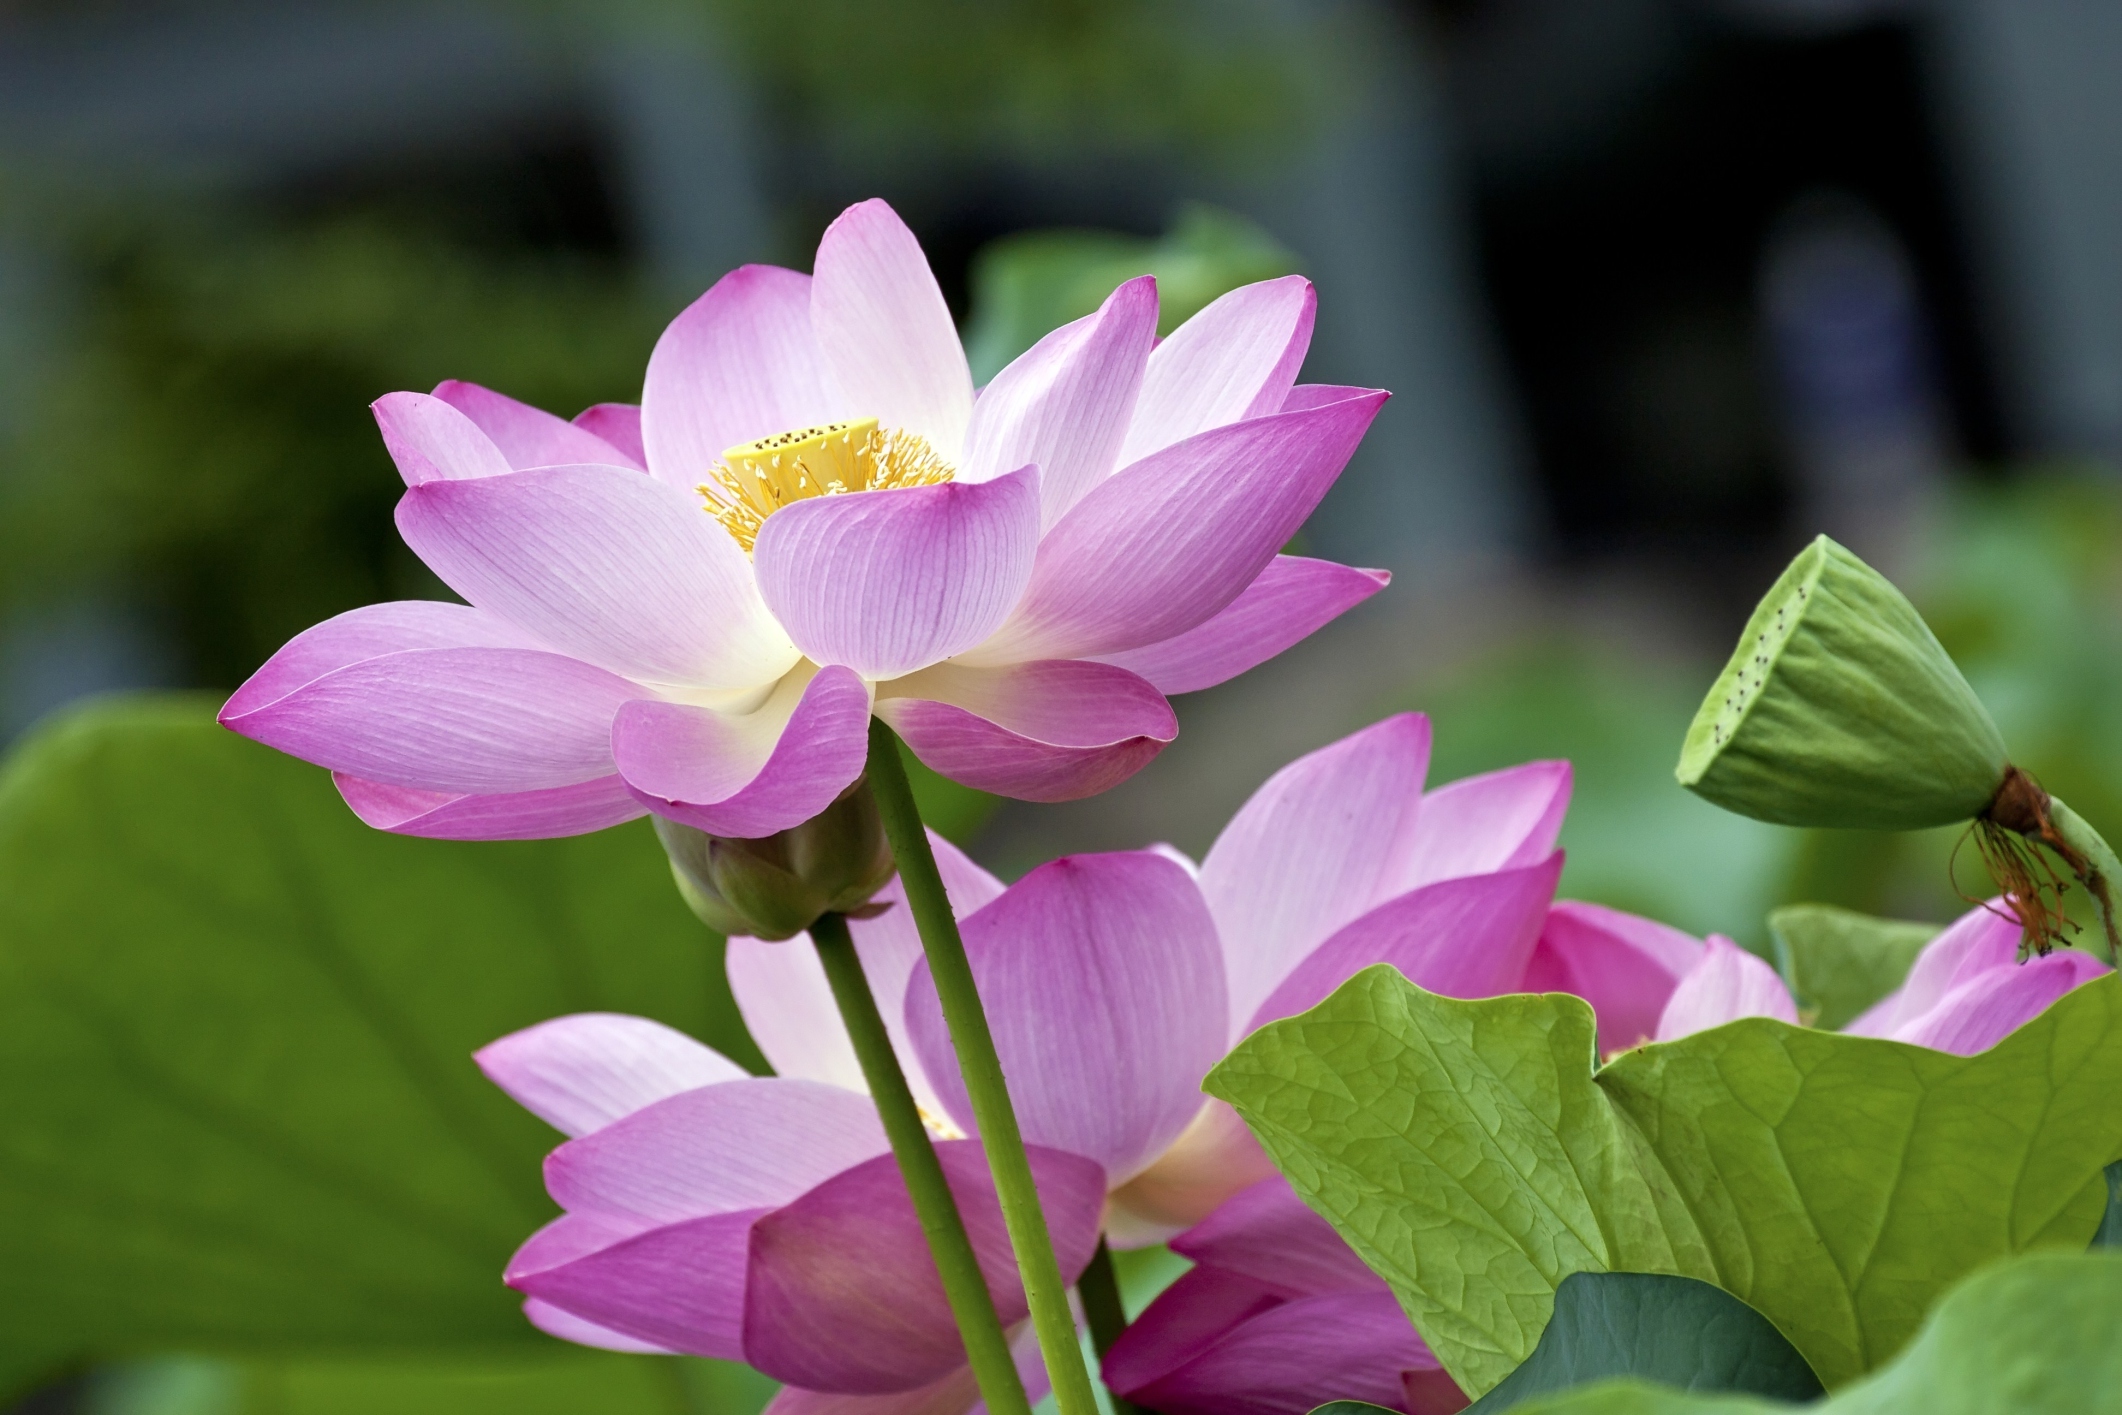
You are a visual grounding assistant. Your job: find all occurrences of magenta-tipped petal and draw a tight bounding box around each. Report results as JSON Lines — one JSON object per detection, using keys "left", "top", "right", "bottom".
{"left": 614, "top": 665, "right": 872, "bottom": 838}
{"left": 523, "top": 1298, "right": 676, "bottom": 1353}
{"left": 396, "top": 461, "right": 796, "bottom": 689}
{"left": 432, "top": 379, "right": 644, "bottom": 471}
{"left": 1279, "top": 383, "right": 1375, "bottom": 413}
{"left": 762, "top": 1368, "right": 983, "bottom": 1415}
{"left": 811, "top": 200, "right": 973, "bottom": 456}
{"left": 905, "top": 851, "right": 1228, "bottom": 1180}
{"left": 331, "top": 771, "right": 646, "bottom": 840}
{"left": 963, "top": 276, "right": 1158, "bottom": 526}
{"left": 1844, "top": 900, "right": 2022, "bottom": 1038}
{"left": 754, "top": 468, "right": 1041, "bottom": 679}
{"left": 1093, "top": 557, "right": 1388, "bottom": 695}
{"left": 726, "top": 830, "right": 997, "bottom": 1111}
{"left": 1102, "top": 1267, "right": 1280, "bottom": 1399}
{"left": 877, "top": 660, "right": 1175, "bottom": 801}
{"left": 1520, "top": 902, "right": 1703, "bottom": 1055}
{"left": 221, "top": 600, "right": 540, "bottom": 722}
{"left": 1172, "top": 1178, "right": 1379, "bottom": 1298}
{"left": 1120, "top": 275, "right": 1317, "bottom": 464}
{"left": 475, "top": 1013, "right": 747, "bottom": 1138}
{"left": 224, "top": 646, "right": 639, "bottom": 794}
{"left": 1200, "top": 714, "right": 1432, "bottom": 1033}
{"left": 641, "top": 263, "right": 839, "bottom": 491}
{"left": 509, "top": 1206, "right": 762, "bottom": 1359}
{"left": 573, "top": 402, "right": 647, "bottom": 465}
{"left": 1892, "top": 947, "right": 2109, "bottom": 1054}
{"left": 1654, "top": 935, "right": 1799, "bottom": 1041}
{"left": 544, "top": 1077, "right": 887, "bottom": 1224}
{"left": 1125, "top": 1286, "right": 1443, "bottom": 1415}
{"left": 1379, "top": 760, "right": 1572, "bottom": 900}
{"left": 372, "top": 391, "right": 515, "bottom": 485}
{"left": 973, "top": 390, "right": 1387, "bottom": 665}
{"left": 1248, "top": 854, "right": 1563, "bottom": 1031}
{"left": 744, "top": 1141, "right": 1105, "bottom": 1393}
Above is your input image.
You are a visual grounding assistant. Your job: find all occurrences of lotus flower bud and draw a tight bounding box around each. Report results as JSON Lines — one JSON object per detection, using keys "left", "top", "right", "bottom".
{"left": 654, "top": 780, "right": 896, "bottom": 941}
{"left": 1676, "top": 535, "right": 2008, "bottom": 831}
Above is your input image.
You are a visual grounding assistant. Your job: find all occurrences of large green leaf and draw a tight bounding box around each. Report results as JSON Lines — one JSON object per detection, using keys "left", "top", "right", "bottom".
{"left": 1462, "top": 1272, "right": 1821, "bottom": 1411}
{"left": 1207, "top": 966, "right": 2122, "bottom": 1395}
{"left": 1425, "top": 1252, "right": 2122, "bottom": 1415}
{"left": 0, "top": 695, "right": 763, "bottom": 1376}
{"left": 1766, "top": 903, "right": 1935, "bottom": 1029}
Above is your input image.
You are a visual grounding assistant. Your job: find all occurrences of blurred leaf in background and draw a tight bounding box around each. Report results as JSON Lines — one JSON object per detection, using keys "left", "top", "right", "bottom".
{"left": 963, "top": 204, "right": 1300, "bottom": 381}
{"left": 0, "top": 211, "right": 663, "bottom": 689}
{"left": 0, "top": 696, "right": 766, "bottom": 1407}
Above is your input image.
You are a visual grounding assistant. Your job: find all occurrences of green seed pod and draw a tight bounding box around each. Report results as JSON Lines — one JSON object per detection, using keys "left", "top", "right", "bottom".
{"left": 654, "top": 780, "right": 896, "bottom": 941}
{"left": 1676, "top": 535, "right": 2008, "bottom": 830}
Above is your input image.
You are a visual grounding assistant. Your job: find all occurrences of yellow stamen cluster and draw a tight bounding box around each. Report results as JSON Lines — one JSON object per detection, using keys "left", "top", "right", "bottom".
{"left": 701, "top": 416, "right": 955, "bottom": 552}
{"left": 918, "top": 1105, "right": 968, "bottom": 1141}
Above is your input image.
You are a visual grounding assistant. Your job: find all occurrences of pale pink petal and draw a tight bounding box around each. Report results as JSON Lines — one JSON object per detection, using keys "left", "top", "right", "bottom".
{"left": 614, "top": 664, "right": 872, "bottom": 838}
{"left": 523, "top": 1298, "right": 675, "bottom": 1353}
{"left": 1172, "top": 1178, "right": 1379, "bottom": 1297}
{"left": 1093, "top": 557, "right": 1389, "bottom": 695}
{"left": 1106, "top": 1101, "right": 1280, "bottom": 1249}
{"left": 810, "top": 200, "right": 973, "bottom": 457}
{"left": 1279, "top": 384, "right": 1373, "bottom": 413}
{"left": 962, "top": 276, "right": 1157, "bottom": 526}
{"left": 1845, "top": 901, "right": 2021, "bottom": 1038}
{"left": 754, "top": 468, "right": 1041, "bottom": 679}
{"left": 745, "top": 1141, "right": 1105, "bottom": 1393}
{"left": 1119, "top": 276, "right": 1317, "bottom": 464}
{"left": 371, "top": 391, "right": 514, "bottom": 485}
{"left": 1377, "top": 760, "right": 1573, "bottom": 901}
{"left": 1654, "top": 936, "right": 1800, "bottom": 1041}
{"left": 726, "top": 830, "right": 997, "bottom": 1111}
{"left": 875, "top": 660, "right": 1175, "bottom": 802}
{"left": 396, "top": 463, "right": 796, "bottom": 689}
{"left": 1200, "top": 714, "right": 1432, "bottom": 1035}
{"left": 476, "top": 1013, "right": 747, "bottom": 1137}
{"left": 968, "top": 390, "right": 1387, "bottom": 665}
{"left": 509, "top": 1207, "right": 761, "bottom": 1359}
{"left": 1520, "top": 902, "right": 1704, "bottom": 1055}
{"left": 573, "top": 402, "right": 647, "bottom": 466}
{"left": 1890, "top": 948, "right": 2109, "bottom": 1054}
{"left": 432, "top": 379, "right": 643, "bottom": 471}
{"left": 223, "top": 646, "right": 637, "bottom": 794}
{"left": 544, "top": 1077, "right": 887, "bottom": 1224}
{"left": 1248, "top": 855, "right": 1564, "bottom": 1031}
{"left": 331, "top": 772, "right": 646, "bottom": 840}
{"left": 905, "top": 852, "right": 1229, "bottom": 1181}
{"left": 641, "top": 264, "right": 840, "bottom": 491}
{"left": 222, "top": 601, "right": 540, "bottom": 721}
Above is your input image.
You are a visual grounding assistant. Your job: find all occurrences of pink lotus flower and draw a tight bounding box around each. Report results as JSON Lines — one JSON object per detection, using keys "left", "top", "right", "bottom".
{"left": 1648, "top": 902, "right": 2110, "bottom": 1052}
{"left": 1104, "top": 1178, "right": 1468, "bottom": 1415}
{"left": 723, "top": 712, "right": 1574, "bottom": 1247}
{"left": 475, "top": 1011, "right": 1105, "bottom": 1415}
{"left": 220, "top": 198, "right": 1389, "bottom": 841}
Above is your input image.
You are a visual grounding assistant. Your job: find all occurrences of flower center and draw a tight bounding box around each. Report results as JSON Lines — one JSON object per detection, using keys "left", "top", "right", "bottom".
{"left": 701, "top": 416, "right": 955, "bottom": 553}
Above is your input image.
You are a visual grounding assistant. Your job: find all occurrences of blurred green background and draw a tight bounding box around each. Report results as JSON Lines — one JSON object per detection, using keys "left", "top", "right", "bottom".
{"left": 5, "top": 0, "right": 2122, "bottom": 1410}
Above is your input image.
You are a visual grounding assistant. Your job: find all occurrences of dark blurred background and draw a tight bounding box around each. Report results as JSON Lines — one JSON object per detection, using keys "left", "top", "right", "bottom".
{"left": 5, "top": 0, "right": 2122, "bottom": 935}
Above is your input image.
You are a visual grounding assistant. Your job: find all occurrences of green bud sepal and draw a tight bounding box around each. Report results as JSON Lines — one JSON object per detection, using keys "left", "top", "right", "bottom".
{"left": 654, "top": 778, "right": 896, "bottom": 941}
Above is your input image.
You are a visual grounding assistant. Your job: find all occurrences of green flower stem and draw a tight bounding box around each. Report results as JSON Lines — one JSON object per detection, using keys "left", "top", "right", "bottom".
{"left": 1077, "top": 1239, "right": 1140, "bottom": 1415}
{"left": 865, "top": 719, "right": 1102, "bottom": 1415}
{"left": 809, "top": 912, "right": 1031, "bottom": 1415}
{"left": 2047, "top": 797, "right": 2122, "bottom": 963}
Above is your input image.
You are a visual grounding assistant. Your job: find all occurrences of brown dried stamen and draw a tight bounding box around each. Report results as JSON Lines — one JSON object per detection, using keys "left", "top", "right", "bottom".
{"left": 1967, "top": 765, "right": 2084, "bottom": 959}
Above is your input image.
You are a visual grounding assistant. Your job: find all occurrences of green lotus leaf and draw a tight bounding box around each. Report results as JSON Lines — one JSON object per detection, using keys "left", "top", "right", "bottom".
{"left": 1676, "top": 536, "right": 2008, "bottom": 830}
{"left": 1208, "top": 966, "right": 2122, "bottom": 1396}
{"left": 0, "top": 696, "right": 765, "bottom": 1388}
{"left": 1766, "top": 903, "right": 1936, "bottom": 1029}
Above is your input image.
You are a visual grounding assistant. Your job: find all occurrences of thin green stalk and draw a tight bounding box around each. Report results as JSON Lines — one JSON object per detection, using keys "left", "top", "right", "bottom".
{"left": 866, "top": 719, "right": 1103, "bottom": 1415}
{"left": 810, "top": 912, "right": 1031, "bottom": 1415}
{"left": 1077, "top": 1240, "right": 1141, "bottom": 1415}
